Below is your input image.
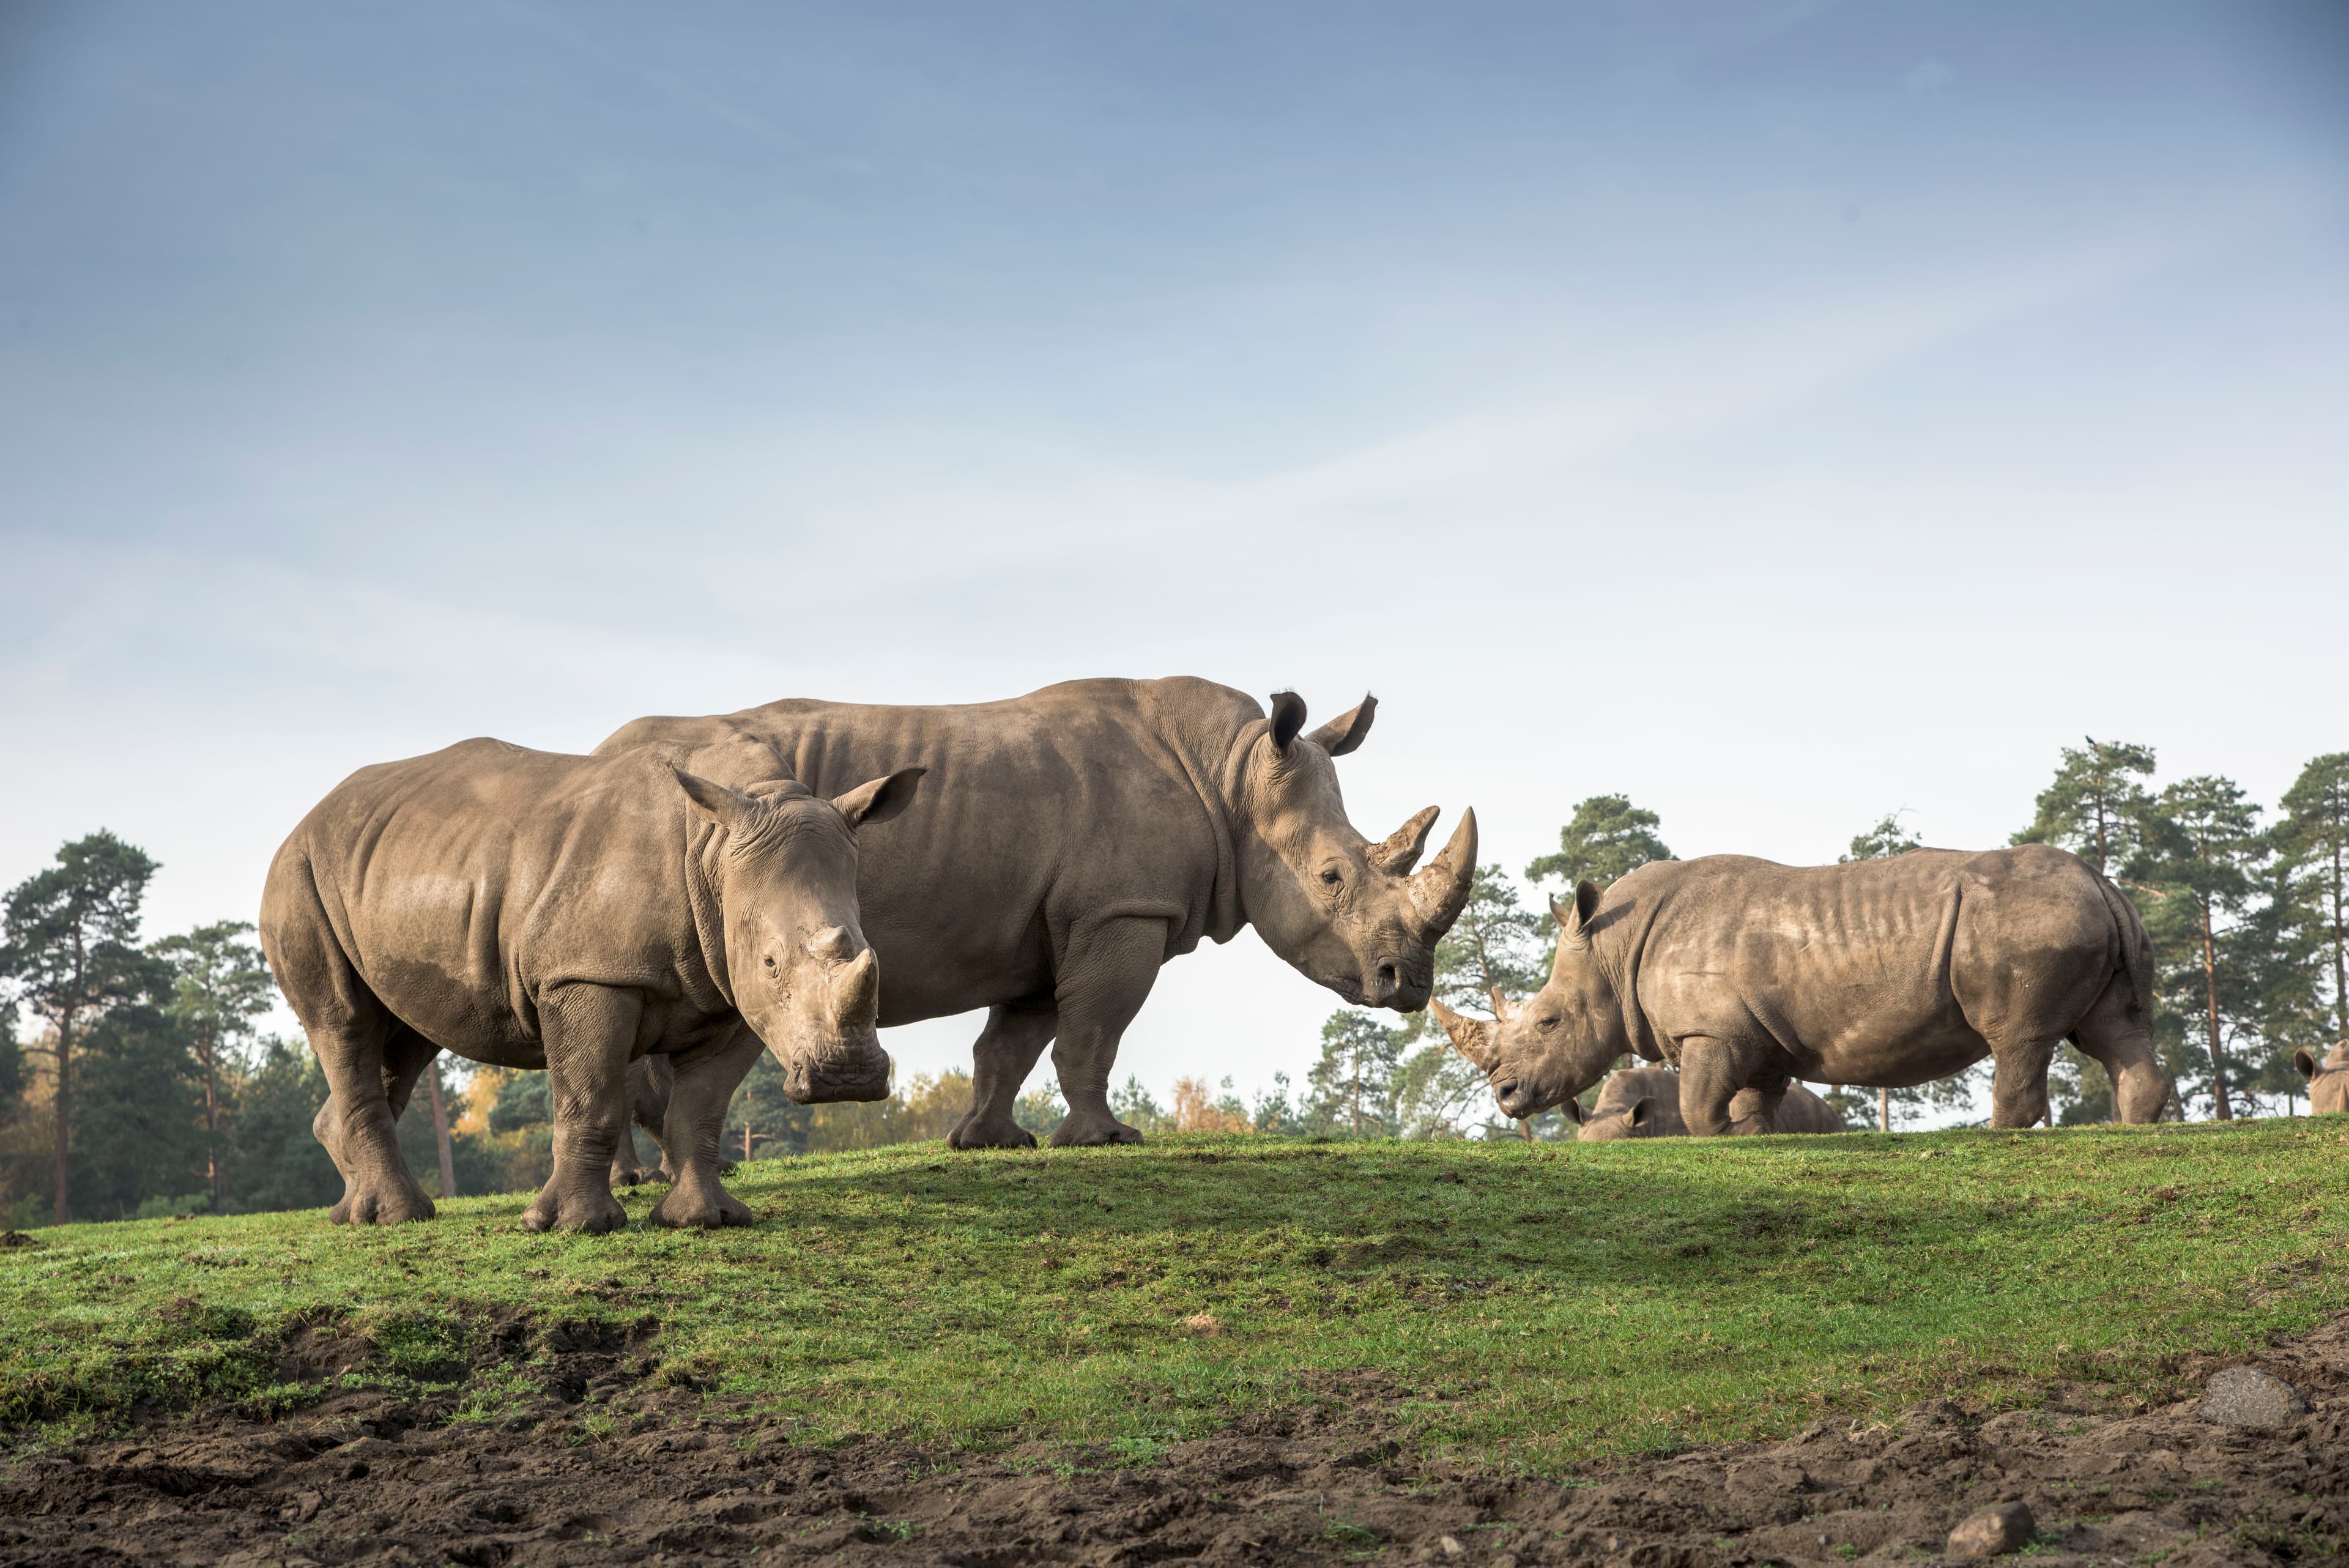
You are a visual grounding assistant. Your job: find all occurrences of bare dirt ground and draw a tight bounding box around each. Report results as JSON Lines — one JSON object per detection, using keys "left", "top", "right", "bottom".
{"left": 4, "top": 1318, "right": 2345, "bottom": 1567}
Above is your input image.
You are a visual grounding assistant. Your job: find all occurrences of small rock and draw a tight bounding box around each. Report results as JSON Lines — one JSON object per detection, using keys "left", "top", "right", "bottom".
{"left": 1438, "top": 1536, "right": 1465, "bottom": 1558}
{"left": 1947, "top": 1501, "right": 2035, "bottom": 1558}
{"left": 2199, "top": 1367, "right": 2306, "bottom": 1429}
{"left": 1182, "top": 1312, "right": 1221, "bottom": 1336}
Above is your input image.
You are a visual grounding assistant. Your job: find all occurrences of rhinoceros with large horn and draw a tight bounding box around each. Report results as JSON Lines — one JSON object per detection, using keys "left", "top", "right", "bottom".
{"left": 595, "top": 678, "right": 1476, "bottom": 1148}
{"left": 260, "top": 737, "right": 923, "bottom": 1230}
{"left": 1432, "top": 845, "right": 2166, "bottom": 1135}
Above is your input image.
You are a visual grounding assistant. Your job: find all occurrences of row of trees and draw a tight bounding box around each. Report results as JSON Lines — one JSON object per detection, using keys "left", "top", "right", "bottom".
{"left": 1296, "top": 745, "right": 2349, "bottom": 1135}
{"left": 5, "top": 741, "right": 2340, "bottom": 1222}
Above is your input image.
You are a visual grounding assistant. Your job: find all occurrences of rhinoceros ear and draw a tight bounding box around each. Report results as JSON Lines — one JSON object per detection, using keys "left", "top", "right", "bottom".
{"left": 2298, "top": 1047, "right": 2318, "bottom": 1083}
{"left": 833, "top": 767, "right": 927, "bottom": 829}
{"left": 1628, "top": 1096, "right": 1655, "bottom": 1131}
{"left": 672, "top": 768, "right": 760, "bottom": 829}
{"left": 1304, "top": 695, "right": 1376, "bottom": 756}
{"left": 1267, "top": 691, "right": 1308, "bottom": 752}
{"left": 1428, "top": 1000, "right": 1497, "bottom": 1071}
{"left": 1549, "top": 879, "right": 1603, "bottom": 950}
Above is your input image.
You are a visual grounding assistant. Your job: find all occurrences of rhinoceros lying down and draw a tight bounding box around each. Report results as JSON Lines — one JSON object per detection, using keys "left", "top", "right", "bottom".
{"left": 1433, "top": 845, "right": 2166, "bottom": 1135}
{"left": 1573, "top": 1066, "right": 1843, "bottom": 1140}
{"left": 596, "top": 678, "right": 1475, "bottom": 1151}
{"left": 2301, "top": 1042, "right": 2349, "bottom": 1115}
{"left": 260, "top": 738, "right": 922, "bottom": 1230}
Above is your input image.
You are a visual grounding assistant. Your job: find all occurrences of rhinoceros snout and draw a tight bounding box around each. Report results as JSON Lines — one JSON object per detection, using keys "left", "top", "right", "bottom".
{"left": 783, "top": 1041, "right": 893, "bottom": 1105}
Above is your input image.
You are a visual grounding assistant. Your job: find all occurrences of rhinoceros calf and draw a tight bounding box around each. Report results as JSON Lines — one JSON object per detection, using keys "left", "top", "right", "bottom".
{"left": 1573, "top": 1066, "right": 1842, "bottom": 1140}
{"left": 595, "top": 679, "right": 1474, "bottom": 1150}
{"left": 260, "top": 738, "right": 922, "bottom": 1230}
{"left": 1433, "top": 845, "right": 2166, "bottom": 1135}
{"left": 2300, "top": 1042, "right": 2349, "bottom": 1115}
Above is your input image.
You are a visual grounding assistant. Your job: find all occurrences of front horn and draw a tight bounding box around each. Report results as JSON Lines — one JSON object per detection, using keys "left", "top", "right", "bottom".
{"left": 1408, "top": 808, "right": 1477, "bottom": 937}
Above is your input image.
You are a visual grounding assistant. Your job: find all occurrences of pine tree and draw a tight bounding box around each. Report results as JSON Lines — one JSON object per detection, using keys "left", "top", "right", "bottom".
{"left": 1526, "top": 795, "right": 1674, "bottom": 890}
{"left": 1306, "top": 1010, "right": 1405, "bottom": 1136}
{"left": 1, "top": 832, "right": 165, "bottom": 1223}
{"left": 1840, "top": 812, "right": 1923, "bottom": 864}
{"left": 151, "top": 921, "right": 274, "bottom": 1211}
{"left": 2275, "top": 752, "right": 2349, "bottom": 1044}
{"left": 2137, "top": 776, "right": 2268, "bottom": 1121}
{"left": 2013, "top": 738, "right": 2158, "bottom": 875}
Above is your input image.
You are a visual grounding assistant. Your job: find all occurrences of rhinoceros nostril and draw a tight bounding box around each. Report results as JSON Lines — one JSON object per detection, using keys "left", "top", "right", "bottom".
{"left": 1376, "top": 962, "right": 1398, "bottom": 990}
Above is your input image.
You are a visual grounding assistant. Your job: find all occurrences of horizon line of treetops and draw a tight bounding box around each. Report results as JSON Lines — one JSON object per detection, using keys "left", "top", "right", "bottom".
{"left": 1, "top": 741, "right": 2342, "bottom": 1228}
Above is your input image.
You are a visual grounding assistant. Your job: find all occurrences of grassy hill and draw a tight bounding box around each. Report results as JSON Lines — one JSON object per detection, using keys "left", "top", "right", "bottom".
{"left": 4, "top": 1118, "right": 2344, "bottom": 1471}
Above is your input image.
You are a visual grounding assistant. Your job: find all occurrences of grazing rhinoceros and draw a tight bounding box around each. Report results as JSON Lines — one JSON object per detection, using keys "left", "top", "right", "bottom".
{"left": 259, "top": 737, "right": 923, "bottom": 1230}
{"left": 595, "top": 679, "right": 1475, "bottom": 1149}
{"left": 2299, "top": 1042, "right": 2349, "bottom": 1115}
{"left": 1571, "top": 1066, "right": 1843, "bottom": 1140}
{"left": 1431, "top": 845, "right": 2165, "bottom": 1135}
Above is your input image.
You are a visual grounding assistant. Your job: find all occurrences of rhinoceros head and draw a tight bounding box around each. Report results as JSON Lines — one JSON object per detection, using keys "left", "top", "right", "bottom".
{"left": 1430, "top": 879, "right": 1628, "bottom": 1120}
{"left": 672, "top": 765, "right": 927, "bottom": 1104}
{"left": 2298, "top": 1041, "right": 2349, "bottom": 1117}
{"left": 1233, "top": 691, "right": 1475, "bottom": 1012}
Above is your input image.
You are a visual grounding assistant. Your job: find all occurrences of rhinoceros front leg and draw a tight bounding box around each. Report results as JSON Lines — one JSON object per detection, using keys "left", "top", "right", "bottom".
{"left": 1676, "top": 1035, "right": 1767, "bottom": 1137}
{"left": 524, "top": 984, "right": 637, "bottom": 1234}
{"left": 948, "top": 994, "right": 1056, "bottom": 1151}
{"left": 650, "top": 1027, "right": 762, "bottom": 1227}
{"left": 311, "top": 1020, "right": 439, "bottom": 1225}
{"left": 1047, "top": 918, "right": 1167, "bottom": 1147}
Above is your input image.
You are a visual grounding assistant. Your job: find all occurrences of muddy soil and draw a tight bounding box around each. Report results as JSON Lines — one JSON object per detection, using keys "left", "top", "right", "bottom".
{"left": 5, "top": 1319, "right": 2345, "bottom": 1567}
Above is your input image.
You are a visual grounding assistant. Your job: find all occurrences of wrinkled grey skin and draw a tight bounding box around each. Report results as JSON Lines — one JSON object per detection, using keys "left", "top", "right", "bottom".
{"left": 259, "top": 737, "right": 923, "bottom": 1230}
{"left": 2299, "top": 1042, "right": 2349, "bottom": 1116}
{"left": 1433, "top": 846, "right": 2165, "bottom": 1135}
{"left": 596, "top": 678, "right": 1475, "bottom": 1149}
{"left": 1572, "top": 1067, "right": 1842, "bottom": 1140}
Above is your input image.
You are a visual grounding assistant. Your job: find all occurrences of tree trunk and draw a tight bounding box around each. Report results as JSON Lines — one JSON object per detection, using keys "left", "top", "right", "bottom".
{"left": 201, "top": 1021, "right": 221, "bottom": 1213}
{"left": 2202, "top": 898, "right": 2231, "bottom": 1121}
{"left": 1878, "top": 1086, "right": 1890, "bottom": 1132}
{"left": 2332, "top": 836, "right": 2346, "bottom": 1041}
{"left": 427, "top": 1064, "right": 459, "bottom": 1198}
{"left": 51, "top": 1014, "right": 75, "bottom": 1225}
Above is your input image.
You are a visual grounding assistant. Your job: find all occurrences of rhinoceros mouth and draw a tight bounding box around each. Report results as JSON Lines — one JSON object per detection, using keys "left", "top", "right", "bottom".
{"left": 783, "top": 1041, "right": 893, "bottom": 1104}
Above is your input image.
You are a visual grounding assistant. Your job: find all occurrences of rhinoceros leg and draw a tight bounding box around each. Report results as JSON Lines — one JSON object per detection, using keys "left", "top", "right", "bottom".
{"left": 311, "top": 1020, "right": 439, "bottom": 1225}
{"left": 610, "top": 1055, "right": 675, "bottom": 1186}
{"left": 1728, "top": 1076, "right": 1788, "bottom": 1136}
{"left": 1675, "top": 1035, "right": 1767, "bottom": 1137}
{"left": 523, "top": 984, "right": 637, "bottom": 1234}
{"left": 651, "top": 1028, "right": 762, "bottom": 1228}
{"left": 1987, "top": 1038, "right": 2061, "bottom": 1128}
{"left": 948, "top": 994, "right": 1055, "bottom": 1151}
{"left": 1047, "top": 918, "right": 1166, "bottom": 1147}
{"left": 2071, "top": 972, "right": 2169, "bottom": 1124}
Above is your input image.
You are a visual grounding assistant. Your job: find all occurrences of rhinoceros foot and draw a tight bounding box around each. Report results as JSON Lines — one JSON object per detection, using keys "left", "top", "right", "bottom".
{"left": 650, "top": 1182, "right": 755, "bottom": 1228}
{"left": 523, "top": 1184, "right": 628, "bottom": 1235}
{"left": 328, "top": 1172, "right": 436, "bottom": 1226}
{"left": 948, "top": 1114, "right": 1039, "bottom": 1151}
{"left": 1048, "top": 1112, "right": 1145, "bottom": 1148}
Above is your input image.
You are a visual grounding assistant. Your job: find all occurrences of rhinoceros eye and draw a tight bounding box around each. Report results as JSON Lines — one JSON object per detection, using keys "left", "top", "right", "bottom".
{"left": 1319, "top": 869, "right": 1342, "bottom": 886}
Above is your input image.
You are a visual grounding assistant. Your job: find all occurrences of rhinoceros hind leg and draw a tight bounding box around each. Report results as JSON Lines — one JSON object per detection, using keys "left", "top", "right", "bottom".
{"left": 1987, "top": 1038, "right": 2060, "bottom": 1128}
{"left": 949, "top": 996, "right": 1055, "bottom": 1150}
{"left": 2071, "top": 972, "right": 2168, "bottom": 1124}
{"left": 610, "top": 1055, "right": 677, "bottom": 1185}
{"left": 650, "top": 1027, "right": 762, "bottom": 1227}
{"left": 311, "top": 1022, "right": 437, "bottom": 1225}
{"left": 1045, "top": 919, "right": 1166, "bottom": 1148}
{"left": 524, "top": 984, "right": 640, "bottom": 1234}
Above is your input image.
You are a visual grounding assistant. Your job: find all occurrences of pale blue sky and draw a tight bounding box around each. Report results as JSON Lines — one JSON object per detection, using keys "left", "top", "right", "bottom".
{"left": 3, "top": 2, "right": 2344, "bottom": 1102}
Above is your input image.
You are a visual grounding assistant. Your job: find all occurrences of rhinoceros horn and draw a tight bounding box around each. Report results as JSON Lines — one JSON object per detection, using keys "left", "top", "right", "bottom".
{"left": 1408, "top": 808, "right": 1477, "bottom": 938}
{"left": 1428, "top": 999, "right": 1497, "bottom": 1071}
{"left": 1367, "top": 805, "right": 1440, "bottom": 875}
{"left": 838, "top": 948, "right": 880, "bottom": 1029}
{"left": 1488, "top": 986, "right": 1513, "bottom": 1024}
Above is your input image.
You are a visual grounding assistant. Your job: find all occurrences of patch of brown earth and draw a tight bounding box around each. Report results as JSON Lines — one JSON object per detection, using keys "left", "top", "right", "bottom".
{"left": 4, "top": 1319, "right": 2345, "bottom": 1567}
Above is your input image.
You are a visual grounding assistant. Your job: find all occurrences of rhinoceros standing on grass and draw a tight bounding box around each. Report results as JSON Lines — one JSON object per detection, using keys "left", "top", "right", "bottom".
{"left": 259, "top": 738, "right": 923, "bottom": 1230}
{"left": 1432, "top": 845, "right": 2166, "bottom": 1135}
{"left": 595, "top": 678, "right": 1475, "bottom": 1149}
{"left": 2300, "top": 1042, "right": 2349, "bottom": 1115}
{"left": 1572, "top": 1066, "right": 1844, "bottom": 1140}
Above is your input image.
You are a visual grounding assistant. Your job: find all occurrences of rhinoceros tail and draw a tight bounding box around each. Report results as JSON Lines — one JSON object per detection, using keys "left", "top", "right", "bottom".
{"left": 2091, "top": 871, "right": 2156, "bottom": 1025}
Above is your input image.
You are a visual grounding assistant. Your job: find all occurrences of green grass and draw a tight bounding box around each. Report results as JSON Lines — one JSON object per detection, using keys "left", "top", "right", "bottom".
{"left": 4, "top": 1118, "right": 2345, "bottom": 1470}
